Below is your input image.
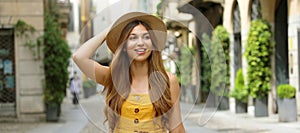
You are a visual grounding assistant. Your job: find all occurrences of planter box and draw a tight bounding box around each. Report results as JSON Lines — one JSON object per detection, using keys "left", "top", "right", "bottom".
{"left": 254, "top": 97, "right": 268, "bottom": 117}
{"left": 206, "top": 93, "right": 217, "bottom": 108}
{"left": 83, "top": 88, "right": 97, "bottom": 98}
{"left": 46, "top": 104, "right": 59, "bottom": 122}
{"left": 277, "top": 98, "right": 297, "bottom": 122}
{"left": 218, "top": 96, "right": 229, "bottom": 110}
{"left": 235, "top": 100, "right": 247, "bottom": 113}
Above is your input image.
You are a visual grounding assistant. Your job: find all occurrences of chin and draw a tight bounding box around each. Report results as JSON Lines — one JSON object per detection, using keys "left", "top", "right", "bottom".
{"left": 131, "top": 52, "right": 151, "bottom": 62}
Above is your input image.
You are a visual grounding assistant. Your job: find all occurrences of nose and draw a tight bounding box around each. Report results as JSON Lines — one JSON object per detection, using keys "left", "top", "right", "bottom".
{"left": 137, "top": 37, "right": 144, "bottom": 46}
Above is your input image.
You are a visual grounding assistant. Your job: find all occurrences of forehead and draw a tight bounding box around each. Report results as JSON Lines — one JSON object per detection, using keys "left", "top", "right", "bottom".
{"left": 130, "top": 24, "right": 148, "bottom": 34}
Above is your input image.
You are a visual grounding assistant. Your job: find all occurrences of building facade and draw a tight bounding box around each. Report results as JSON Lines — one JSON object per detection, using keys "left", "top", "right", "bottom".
{"left": 162, "top": 0, "right": 300, "bottom": 116}
{"left": 223, "top": 0, "right": 300, "bottom": 115}
{"left": 0, "top": 0, "right": 71, "bottom": 122}
{"left": 0, "top": 0, "right": 45, "bottom": 121}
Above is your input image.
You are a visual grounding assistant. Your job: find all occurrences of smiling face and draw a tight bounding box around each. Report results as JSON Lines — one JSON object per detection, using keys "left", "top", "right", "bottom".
{"left": 126, "top": 24, "right": 153, "bottom": 62}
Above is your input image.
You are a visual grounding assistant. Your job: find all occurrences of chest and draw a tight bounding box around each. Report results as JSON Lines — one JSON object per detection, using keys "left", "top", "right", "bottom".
{"left": 131, "top": 78, "right": 149, "bottom": 94}
{"left": 121, "top": 94, "right": 155, "bottom": 120}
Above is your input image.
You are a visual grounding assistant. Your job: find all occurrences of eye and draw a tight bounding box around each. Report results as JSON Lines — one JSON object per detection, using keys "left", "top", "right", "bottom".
{"left": 129, "top": 36, "right": 137, "bottom": 41}
{"left": 143, "top": 34, "right": 150, "bottom": 40}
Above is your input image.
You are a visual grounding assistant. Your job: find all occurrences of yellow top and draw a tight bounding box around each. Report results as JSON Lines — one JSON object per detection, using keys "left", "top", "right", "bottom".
{"left": 113, "top": 93, "right": 167, "bottom": 133}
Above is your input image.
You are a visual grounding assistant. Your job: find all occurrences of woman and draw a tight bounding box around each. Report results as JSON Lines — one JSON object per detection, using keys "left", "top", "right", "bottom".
{"left": 73, "top": 12, "right": 186, "bottom": 133}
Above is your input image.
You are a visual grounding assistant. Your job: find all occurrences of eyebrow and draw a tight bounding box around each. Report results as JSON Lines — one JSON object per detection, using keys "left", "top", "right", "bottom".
{"left": 129, "top": 32, "right": 149, "bottom": 36}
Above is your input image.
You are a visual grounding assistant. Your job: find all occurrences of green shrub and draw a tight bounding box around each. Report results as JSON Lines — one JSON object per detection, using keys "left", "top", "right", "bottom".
{"left": 200, "top": 33, "right": 212, "bottom": 93}
{"left": 245, "top": 19, "right": 274, "bottom": 99}
{"left": 210, "top": 25, "right": 230, "bottom": 96}
{"left": 230, "top": 68, "right": 248, "bottom": 103}
{"left": 43, "top": 13, "right": 71, "bottom": 107}
{"left": 179, "top": 46, "right": 194, "bottom": 86}
{"left": 277, "top": 84, "right": 296, "bottom": 99}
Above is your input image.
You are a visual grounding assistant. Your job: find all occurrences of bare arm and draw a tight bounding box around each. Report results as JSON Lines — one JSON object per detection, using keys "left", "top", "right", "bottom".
{"left": 168, "top": 72, "right": 186, "bottom": 133}
{"left": 72, "top": 27, "right": 110, "bottom": 85}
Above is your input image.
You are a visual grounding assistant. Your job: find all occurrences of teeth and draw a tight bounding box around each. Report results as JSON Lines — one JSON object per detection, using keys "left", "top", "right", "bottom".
{"left": 135, "top": 49, "right": 146, "bottom": 52}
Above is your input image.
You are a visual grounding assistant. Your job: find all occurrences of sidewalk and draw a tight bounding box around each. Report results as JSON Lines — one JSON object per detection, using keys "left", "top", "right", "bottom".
{"left": 204, "top": 110, "right": 300, "bottom": 133}
{"left": 71, "top": 95, "right": 300, "bottom": 133}
{"left": 0, "top": 95, "right": 89, "bottom": 133}
{"left": 1, "top": 94, "right": 300, "bottom": 133}
{"left": 183, "top": 103, "right": 300, "bottom": 133}
{"left": 27, "top": 97, "right": 89, "bottom": 133}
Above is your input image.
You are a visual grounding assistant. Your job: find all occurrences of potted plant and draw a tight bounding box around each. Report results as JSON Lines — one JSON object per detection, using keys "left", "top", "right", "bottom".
{"left": 200, "top": 33, "right": 214, "bottom": 107}
{"left": 179, "top": 45, "right": 195, "bottom": 103}
{"left": 210, "top": 25, "right": 230, "bottom": 110}
{"left": 230, "top": 68, "right": 248, "bottom": 113}
{"left": 245, "top": 19, "right": 273, "bottom": 117}
{"left": 43, "top": 12, "right": 71, "bottom": 121}
{"left": 83, "top": 80, "right": 97, "bottom": 98}
{"left": 277, "top": 84, "right": 297, "bottom": 122}
{"left": 44, "top": 88, "right": 65, "bottom": 121}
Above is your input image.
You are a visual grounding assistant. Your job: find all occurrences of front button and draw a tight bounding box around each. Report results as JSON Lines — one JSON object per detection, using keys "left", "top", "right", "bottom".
{"left": 134, "top": 108, "right": 139, "bottom": 113}
{"left": 135, "top": 96, "right": 140, "bottom": 100}
{"left": 134, "top": 118, "right": 139, "bottom": 124}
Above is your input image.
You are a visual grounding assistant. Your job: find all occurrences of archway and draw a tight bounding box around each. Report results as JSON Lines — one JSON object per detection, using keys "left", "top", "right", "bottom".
{"left": 274, "top": 0, "right": 289, "bottom": 114}
{"left": 233, "top": 1, "right": 242, "bottom": 79}
{"left": 274, "top": 0, "right": 289, "bottom": 86}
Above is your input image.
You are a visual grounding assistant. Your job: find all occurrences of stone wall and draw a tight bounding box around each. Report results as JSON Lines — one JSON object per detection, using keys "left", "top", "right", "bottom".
{"left": 0, "top": 0, "right": 45, "bottom": 122}
{"left": 288, "top": 0, "right": 300, "bottom": 114}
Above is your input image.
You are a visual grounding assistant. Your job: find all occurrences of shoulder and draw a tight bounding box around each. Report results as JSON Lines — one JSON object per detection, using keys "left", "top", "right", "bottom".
{"left": 167, "top": 72, "right": 180, "bottom": 101}
{"left": 167, "top": 72, "right": 179, "bottom": 85}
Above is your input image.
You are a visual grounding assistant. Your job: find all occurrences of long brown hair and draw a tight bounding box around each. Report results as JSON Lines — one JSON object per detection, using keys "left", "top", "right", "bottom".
{"left": 102, "top": 20, "right": 173, "bottom": 129}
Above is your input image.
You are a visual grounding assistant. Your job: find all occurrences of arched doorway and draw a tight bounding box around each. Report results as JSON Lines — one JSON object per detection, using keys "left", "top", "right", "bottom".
{"left": 233, "top": 1, "right": 242, "bottom": 79}
{"left": 250, "top": 0, "right": 262, "bottom": 20}
{"left": 274, "top": 0, "right": 289, "bottom": 114}
{"left": 275, "top": 0, "right": 289, "bottom": 86}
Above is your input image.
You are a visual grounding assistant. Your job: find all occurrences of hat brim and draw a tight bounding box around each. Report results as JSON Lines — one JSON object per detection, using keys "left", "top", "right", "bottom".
{"left": 106, "top": 12, "right": 167, "bottom": 53}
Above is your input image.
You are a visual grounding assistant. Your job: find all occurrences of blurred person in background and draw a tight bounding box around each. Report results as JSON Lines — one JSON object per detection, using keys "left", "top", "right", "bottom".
{"left": 70, "top": 71, "right": 81, "bottom": 105}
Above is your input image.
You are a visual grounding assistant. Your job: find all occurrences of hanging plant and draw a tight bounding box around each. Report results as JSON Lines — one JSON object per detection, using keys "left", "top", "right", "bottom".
{"left": 14, "top": 20, "right": 42, "bottom": 58}
{"left": 14, "top": 20, "right": 35, "bottom": 35}
{"left": 245, "top": 19, "right": 274, "bottom": 99}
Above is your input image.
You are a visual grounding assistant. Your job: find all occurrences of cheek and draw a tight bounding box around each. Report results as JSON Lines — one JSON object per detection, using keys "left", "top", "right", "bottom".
{"left": 126, "top": 41, "right": 135, "bottom": 50}
{"left": 146, "top": 40, "right": 153, "bottom": 49}
{"left": 127, "top": 50, "right": 134, "bottom": 55}
{"left": 126, "top": 48, "right": 135, "bottom": 59}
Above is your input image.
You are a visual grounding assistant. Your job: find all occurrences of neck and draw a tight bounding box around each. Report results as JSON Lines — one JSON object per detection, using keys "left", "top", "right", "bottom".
{"left": 129, "top": 60, "right": 150, "bottom": 94}
{"left": 130, "top": 60, "right": 149, "bottom": 78}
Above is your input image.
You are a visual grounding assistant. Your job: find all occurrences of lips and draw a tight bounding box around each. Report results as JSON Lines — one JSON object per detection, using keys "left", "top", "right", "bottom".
{"left": 134, "top": 48, "right": 147, "bottom": 55}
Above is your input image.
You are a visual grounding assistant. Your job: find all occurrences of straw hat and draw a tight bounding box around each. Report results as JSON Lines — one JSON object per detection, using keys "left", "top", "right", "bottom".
{"left": 106, "top": 12, "right": 167, "bottom": 53}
